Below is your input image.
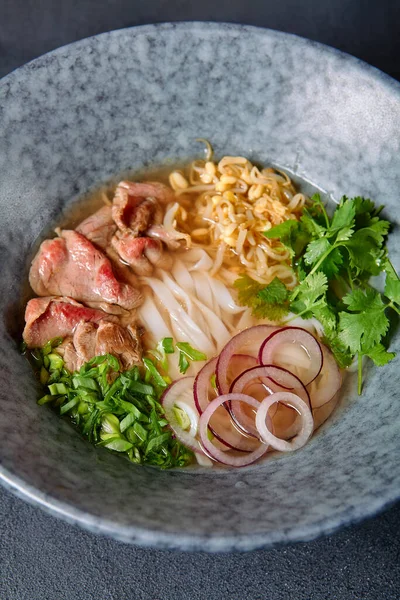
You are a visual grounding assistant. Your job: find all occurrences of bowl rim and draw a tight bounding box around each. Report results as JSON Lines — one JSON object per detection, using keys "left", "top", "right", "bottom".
{"left": 1, "top": 21, "right": 399, "bottom": 552}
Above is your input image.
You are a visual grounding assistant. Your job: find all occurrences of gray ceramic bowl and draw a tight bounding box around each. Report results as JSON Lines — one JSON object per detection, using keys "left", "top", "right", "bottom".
{"left": 0, "top": 22, "right": 399, "bottom": 552}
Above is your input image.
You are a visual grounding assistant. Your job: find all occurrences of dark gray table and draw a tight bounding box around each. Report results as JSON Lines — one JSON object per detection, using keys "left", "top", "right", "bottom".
{"left": 1, "top": 2, "right": 399, "bottom": 599}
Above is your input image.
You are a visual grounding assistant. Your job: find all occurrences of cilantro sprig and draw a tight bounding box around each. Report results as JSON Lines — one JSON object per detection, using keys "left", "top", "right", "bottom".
{"left": 236, "top": 194, "right": 400, "bottom": 393}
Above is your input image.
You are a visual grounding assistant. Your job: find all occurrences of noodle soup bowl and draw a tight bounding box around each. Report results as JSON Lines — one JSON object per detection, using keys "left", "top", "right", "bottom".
{"left": 0, "top": 23, "right": 399, "bottom": 551}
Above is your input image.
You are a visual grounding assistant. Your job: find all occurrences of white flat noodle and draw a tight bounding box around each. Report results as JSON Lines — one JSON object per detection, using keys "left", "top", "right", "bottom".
{"left": 172, "top": 259, "right": 195, "bottom": 294}
{"left": 184, "top": 248, "right": 214, "bottom": 272}
{"left": 236, "top": 307, "right": 256, "bottom": 330}
{"left": 160, "top": 270, "right": 193, "bottom": 314}
{"left": 219, "top": 308, "right": 235, "bottom": 331}
{"left": 142, "top": 277, "right": 215, "bottom": 355}
{"left": 160, "top": 270, "right": 210, "bottom": 333}
{"left": 219, "top": 267, "right": 239, "bottom": 286}
{"left": 192, "top": 297, "right": 231, "bottom": 352}
{"left": 191, "top": 272, "right": 215, "bottom": 313}
{"left": 207, "top": 275, "right": 245, "bottom": 314}
{"left": 137, "top": 295, "right": 172, "bottom": 344}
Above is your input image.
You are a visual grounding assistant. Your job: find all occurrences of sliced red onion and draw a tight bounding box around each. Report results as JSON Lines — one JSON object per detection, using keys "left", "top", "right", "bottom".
{"left": 193, "top": 357, "right": 218, "bottom": 414}
{"left": 259, "top": 327, "right": 323, "bottom": 386}
{"left": 216, "top": 325, "right": 277, "bottom": 395}
{"left": 307, "top": 345, "right": 342, "bottom": 408}
{"left": 228, "top": 354, "right": 258, "bottom": 379}
{"left": 194, "top": 356, "right": 260, "bottom": 452}
{"left": 161, "top": 376, "right": 207, "bottom": 459}
{"left": 228, "top": 364, "right": 309, "bottom": 438}
{"left": 312, "top": 391, "right": 341, "bottom": 431}
{"left": 199, "top": 394, "right": 269, "bottom": 466}
{"left": 230, "top": 365, "right": 311, "bottom": 405}
{"left": 256, "top": 392, "right": 314, "bottom": 452}
{"left": 270, "top": 403, "right": 301, "bottom": 441}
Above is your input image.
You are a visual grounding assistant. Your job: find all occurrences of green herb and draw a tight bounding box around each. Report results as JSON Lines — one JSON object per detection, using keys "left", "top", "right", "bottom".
{"left": 147, "top": 337, "right": 175, "bottom": 372}
{"left": 234, "top": 275, "right": 290, "bottom": 321}
{"left": 236, "top": 194, "right": 399, "bottom": 393}
{"left": 27, "top": 341, "right": 193, "bottom": 469}
{"left": 176, "top": 342, "right": 207, "bottom": 374}
{"left": 178, "top": 351, "right": 191, "bottom": 374}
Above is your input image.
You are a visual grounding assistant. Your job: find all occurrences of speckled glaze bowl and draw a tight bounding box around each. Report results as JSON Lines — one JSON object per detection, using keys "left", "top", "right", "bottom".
{"left": 0, "top": 23, "right": 399, "bottom": 551}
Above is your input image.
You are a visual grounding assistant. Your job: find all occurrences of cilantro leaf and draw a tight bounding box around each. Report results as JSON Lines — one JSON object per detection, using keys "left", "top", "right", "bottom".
{"left": 290, "top": 272, "right": 328, "bottom": 318}
{"left": 338, "top": 289, "right": 389, "bottom": 353}
{"left": 264, "top": 220, "right": 310, "bottom": 257}
{"left": 263, "top": 220, "right": 297, "bottom": 240}
{"left": 300, "top": 211, "right": 327, "bottom": 237}
{"left": 304, "top": 238, "right": 332, "bottom": 266}
{"left": 345, "top": 223, "right": 388, "bottom": 276}
{"left": 257, "top": 277, "right": 288, "bottom": 304}
{"left": 320, "top": 247, "right": 344, "bottom": 278}
{"left": 364, "top": 343, "right": 396, "bottom": 367}
{"left": 335, "top": 226, "right": 354, "bottom": 242}
{"left": 384, "top": 260, "right": 400, "bottom": 304}
{"left": 353, "top": 196, "right": 375, "bottom": 216}
{"left": 329, "top": 197, "right": 355, "bottom": 234}
{"left": 234, "top": 275, "right": 290, "bottom": 321}
{"left": 256, "top": 277, "right": 290, "bottom": 321}
{"left": 323, "top": 333, "right": 353, "bottom": 369}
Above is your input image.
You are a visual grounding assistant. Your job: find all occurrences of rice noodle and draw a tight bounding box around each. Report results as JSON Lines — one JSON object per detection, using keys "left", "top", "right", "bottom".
{"left": 137, "top": 247, "right": 265, "bottom": 358}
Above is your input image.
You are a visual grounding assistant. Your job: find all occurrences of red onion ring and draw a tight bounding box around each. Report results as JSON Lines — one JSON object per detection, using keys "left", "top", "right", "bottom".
{"left": 228, "top": 364, "right": 310, "bottom": 438}
{"left": 259, "top": 327, "right": 323, "bottom": 386}
{"left": 161, "top": 376, "right": 207, "bottom": 458}
{"left": 307, "top": 345, "right": 342, "bottom": 408}
{"left": 256, "top": 392, "right": 314, "bottom": 452}
{"left": 194, "top": 357, "right": 259, "bottom": 452}
{"left": 230, "top": 364, "right": 311, "bottom": 405}
{"left": 199, "top": 394, "right": 269, "bottom": 466}
{"left": 216, "top": 325, "right": 276, "bottom": 395}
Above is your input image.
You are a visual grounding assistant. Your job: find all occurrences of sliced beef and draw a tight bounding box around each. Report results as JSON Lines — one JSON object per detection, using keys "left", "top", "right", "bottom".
{"left": 29, "top": 230, "right": 142, "bottom": 310}
{"left": 95, "top": 322, "right": 142, "bottom": 370}
{"left": 57, "top": 321, "right": 142, "bottom": 372}
{"left": 73, "top": 321, "right": 98, "bottom": 365}
{"left": 111, "top": 232, "right": 171, "bottom": 276}
{"left": 112, "top": 181, "right": 173, "bottom": 234}
{"left": 56, "top": 338, "right": 81, "bottom": 373}
{"left": 76, "top": 208, "right": 140, "bottom": 290}
{"left": 76, "top": 205, "right": 117, "bottom": 250}
{"left": 23, "top": 296, "right": 115, "bottom": 348}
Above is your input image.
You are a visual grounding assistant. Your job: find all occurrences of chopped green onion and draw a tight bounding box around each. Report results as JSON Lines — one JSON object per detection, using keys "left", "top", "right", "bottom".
{"left": 101, "top": 413, "right": 121, "bottom": 434}
{"left": 161, "top": 337, "right": 175, "bottom": 354}
{"left": 132, "top": 421, "right": 148, "bottom": 442}
{"left": 97, "top": 434, "right": 133, "bottom": 452}
{"left": 175, "top": 342, "right": 207, "bottom": 361}
{"left": 145, "top": 432, "right": 171, "bottom": 455}
{"left": 37, "top": 394, "right": 59, "bottom": 405}
{"left": 178, "top": 351, "right": 190, "bottom": 374}
{"left": 120, "top": 375, "right": 154, "bottom": 396}
{"left": 48, "top": 382, "right": 68, "bottom": 395}
{"left": 40, "top": 367, "right": 49, "bottom": 385}
{"left": 48, "top": 353, "right": 64, "bottom": 371}
{"left": 42, "top": 341, "right": 53, "bottom": 356}
{"left": 27, "top": 342, "right": 193, "bottom": 468}
{"left": 72, "top": 376, "right": 99, "bottom": 391}
{"left": 143, "top": 357, "right": 168, "bottom": 388}
{"left": 119, "top": 412, "right": 136, "bottom": 433}
{"left": 173, "top": 406, "right": 191, "bottom": 430}
{"left": 60, "top": 397, "right": 80, "bottom": 415}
